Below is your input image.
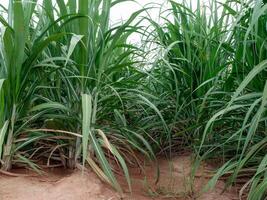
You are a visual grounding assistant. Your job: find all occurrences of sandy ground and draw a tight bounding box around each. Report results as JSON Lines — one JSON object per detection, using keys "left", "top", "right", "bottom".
{"left": 0, "top": 155, "right": 238, "bottom": 200}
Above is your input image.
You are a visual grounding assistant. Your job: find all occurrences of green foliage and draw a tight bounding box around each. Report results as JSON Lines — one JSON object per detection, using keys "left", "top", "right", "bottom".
{"left": 190, "top": 1, "right": 267, "bottom": 199}
{"left": 0, "top": 0, "right": 160, "bottom": 192}
{"left": 146, "top": 0, "right": 267, "bottom": 199}
{"left": 1, "top": 0, "right": 267, "bottom": 198}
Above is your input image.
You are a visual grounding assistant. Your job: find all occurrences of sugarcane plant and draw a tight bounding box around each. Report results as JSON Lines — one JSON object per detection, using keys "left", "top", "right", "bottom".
{"left": 0, "top": 0, "right": 165, "bottom": 192}
{"left": 0, "top": 0, "right": 72, "bottom": 171}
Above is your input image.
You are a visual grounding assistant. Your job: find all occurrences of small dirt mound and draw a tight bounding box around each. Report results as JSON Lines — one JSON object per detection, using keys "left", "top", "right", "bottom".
{"left": 0, "top": 169, "right": 118, "bottom": 200}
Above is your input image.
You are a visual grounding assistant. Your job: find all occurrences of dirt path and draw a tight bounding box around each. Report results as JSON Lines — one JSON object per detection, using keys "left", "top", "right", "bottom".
{"left": 0, "top": 155, "right": 238, "bottom": 200}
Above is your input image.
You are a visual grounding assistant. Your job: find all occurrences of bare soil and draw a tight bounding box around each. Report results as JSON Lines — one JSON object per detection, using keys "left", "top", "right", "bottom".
{"left": 0, "top": 155, "right": 238, "bottom": 200}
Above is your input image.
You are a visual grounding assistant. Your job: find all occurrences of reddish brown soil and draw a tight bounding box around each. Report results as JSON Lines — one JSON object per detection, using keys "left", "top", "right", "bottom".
{"left": 0, "top": 155, "right": 238, "bottom": 200}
